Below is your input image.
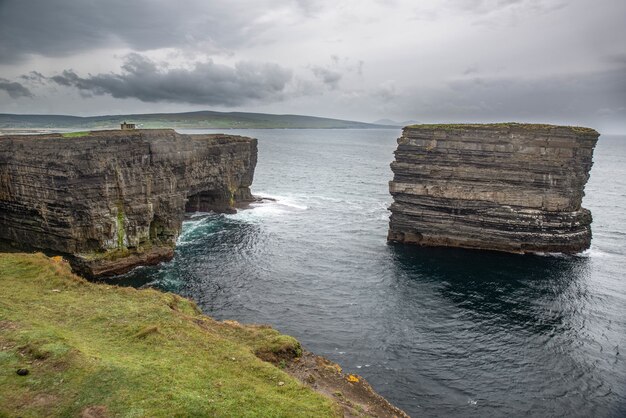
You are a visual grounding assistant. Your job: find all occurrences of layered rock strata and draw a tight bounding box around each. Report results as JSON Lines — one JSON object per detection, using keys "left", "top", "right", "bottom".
{"left": 0, "top": 129, "right": 257, "bottom": 277}
{"left": 388, "top": 123, "right": 599, "bottom": 254}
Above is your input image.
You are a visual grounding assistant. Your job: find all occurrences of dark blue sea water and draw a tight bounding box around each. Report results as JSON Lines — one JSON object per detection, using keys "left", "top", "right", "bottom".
{"left": 119, "top": 129, "right": 626, "bottom": 417}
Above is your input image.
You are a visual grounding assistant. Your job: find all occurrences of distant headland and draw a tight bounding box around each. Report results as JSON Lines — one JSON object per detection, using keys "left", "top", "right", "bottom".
{"left": 0, "top": 110, "right": 396, "bottom": 131}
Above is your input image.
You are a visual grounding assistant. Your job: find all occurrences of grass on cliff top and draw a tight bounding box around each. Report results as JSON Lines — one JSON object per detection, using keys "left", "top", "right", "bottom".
{"left": 405, "top": 122, "right": 598, "bottom": 134}
{"left": 0, "top": 253, "right": 340, "bottom": 418}
{"left": 61, "top": 131, "right": 90, "bottom": 138}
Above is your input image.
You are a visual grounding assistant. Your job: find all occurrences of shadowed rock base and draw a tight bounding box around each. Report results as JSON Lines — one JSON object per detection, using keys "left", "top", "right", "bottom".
{"left": 388, "top": 123, "right": 599, "bottom": 254}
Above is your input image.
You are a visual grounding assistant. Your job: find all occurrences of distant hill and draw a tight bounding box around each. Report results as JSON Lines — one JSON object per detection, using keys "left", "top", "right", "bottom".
{"left": 0, "top": 111, "right": 396, "bottom": 130}
{"left": 372, "top": 118, "right": 420, "bottom": 127}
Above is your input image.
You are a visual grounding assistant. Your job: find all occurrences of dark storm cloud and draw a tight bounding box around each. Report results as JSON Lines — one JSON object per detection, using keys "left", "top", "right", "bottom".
{"left": 49, "top": 54, "right": 293, "bottom": 106}
{"left": 0, "top": 0, "right": 268, "bottom": 63}
{"left": 0, "top": 78, "right": 33, "bottom": 98}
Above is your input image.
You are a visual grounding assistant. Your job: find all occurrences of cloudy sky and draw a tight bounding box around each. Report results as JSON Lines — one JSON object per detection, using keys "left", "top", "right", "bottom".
{"left": 0, "top": 0, "right": 624, "bottom": 132}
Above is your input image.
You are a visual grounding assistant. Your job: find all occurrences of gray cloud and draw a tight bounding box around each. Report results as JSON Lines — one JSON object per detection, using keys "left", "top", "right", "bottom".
{"left": 309, "top": 55, "right": 365, "bottom": 90}
{"left": 0, "top": 78, "right": 33, "bottom": 98}
{"left": 605, "top": 53, "right": 626, "bottom": 66}
{"left": 406, "top": 66, "right": 626, "bottom": 128}
{"left": 447, "top": 0, "right": 565, "bottom": 14}
{"left": 412, "top": 0, "right": 567, "bottom": 21}
{"left": 0, "top": 0, "right": 282, "bottom": 63}
{"left": 20, "top": 71, "right": 46, "bottom": 83}
{"left": 372, "top": 80, "right": 397, "bottom": 102}
{"left": 294, "top": 0, "right": 326, "bottom": 17}
{"left": 311, "top": 66, "right": 342, "bottom": 89}
{"left": 49, "top": 54, "right": 293, "bottom": 106}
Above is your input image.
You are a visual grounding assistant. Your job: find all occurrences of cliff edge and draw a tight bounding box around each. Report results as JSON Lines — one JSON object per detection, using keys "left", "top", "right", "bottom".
{"left": 0, "top": 129, "right": 257, "bottom": 277}
{"left": 388, "top": 123, "right": 599, "bottom": 254}
{"left": 0, "top": 252, "right": 408, "bottom": 417}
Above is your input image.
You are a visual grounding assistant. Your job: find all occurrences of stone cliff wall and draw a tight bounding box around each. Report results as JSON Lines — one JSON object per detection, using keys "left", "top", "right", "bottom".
{"left": 0, "top": 129, "right": 257, "bottom": 277}
{"left": 388, "top": 123, "right": 599, "bottom": 254}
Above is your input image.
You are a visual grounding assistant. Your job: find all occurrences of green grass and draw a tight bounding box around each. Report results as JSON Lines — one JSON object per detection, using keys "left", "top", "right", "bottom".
{"left": 405, "top": 122, "right": 598, "bottom": 134}
{"left": 0, "top": 253, "right": 341, "bottom": 417}
{"left": 61, "top": 131, "right": 90, "bottom": 138}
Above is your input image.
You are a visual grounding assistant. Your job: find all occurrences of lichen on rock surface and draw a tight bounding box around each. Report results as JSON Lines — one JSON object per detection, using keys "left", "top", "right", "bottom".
{"left": 388, "top": 123, "right": 599, "bottom": 254}
{"left": 0, "top": 129, "right": 257, "bottom": 277}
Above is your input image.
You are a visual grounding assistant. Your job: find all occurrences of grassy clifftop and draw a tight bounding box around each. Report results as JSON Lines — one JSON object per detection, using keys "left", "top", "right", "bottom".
{"left": 404, "top": 122, "right": 598, "bottom": 135}
{"left": 0, "top": 253, "right": 340, "bottom": 417}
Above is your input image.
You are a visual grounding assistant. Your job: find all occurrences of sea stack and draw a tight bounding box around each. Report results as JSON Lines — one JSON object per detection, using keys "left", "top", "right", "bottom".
{"left": 0, "top": 129, "right": 257, "bottom": 277}
{"left": 388, "top": 123, "right": 599, "bottom": 254}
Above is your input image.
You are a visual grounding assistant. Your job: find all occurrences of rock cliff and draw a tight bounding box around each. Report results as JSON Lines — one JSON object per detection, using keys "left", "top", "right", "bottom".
{"left": 388, "top": 123, "right": 599, "bottom": 254}
{"left": 0, "top": 129, "right": 257, "bottom": 277}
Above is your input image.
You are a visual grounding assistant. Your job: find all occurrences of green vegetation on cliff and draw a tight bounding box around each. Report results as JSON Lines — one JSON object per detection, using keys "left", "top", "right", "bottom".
{"left": 60, "top": 131, "right": 90, "bottom": 138}
{"left": 0, "top": 253, "right": 340, "bottom": 417}
{"left": 405, "top": 122, "right": 598, "bottom": 134}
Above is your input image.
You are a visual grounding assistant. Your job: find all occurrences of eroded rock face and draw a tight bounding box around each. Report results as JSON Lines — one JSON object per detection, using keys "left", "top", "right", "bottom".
{"left": 388, "top": 123, "right": 599, "bottom": 254}
{"left": 0, "top": 129, "right": 257, "bottom": 277}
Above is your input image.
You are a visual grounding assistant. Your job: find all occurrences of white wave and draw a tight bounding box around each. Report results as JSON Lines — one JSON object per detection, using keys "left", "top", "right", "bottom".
{"left": 254, "top": 192, "right": 309, "bottom": 210}
{"left": 228, "top": 193, "right": 309, "bottom": 221}
{"left": 533, "top": 251, "right": 568, "bottom": 258}
{"left": 533, "top": 245, "right": 615, "bottom": 259}
{"left": 275, "top": 199, "right": 308, "bottom": 211}
{"left": 178, "top": 217, "right": 212, "bottom": 242}
{"left": 293, "top": 193, "right": 365, "bottom": 209}
{"left": 232, "top": 205, "right": 285, "bottom": 220}
{"left": 578, "top": 246, "right": 613, "bottom": 258}
{"left": 176, "top": 238, "right": 203, "bottom": 247}
{"left": 301, "top": 195, "right": 343, "bottom": 204}
{"left": 188, "top": 211, "right": 212, "bottom": 218}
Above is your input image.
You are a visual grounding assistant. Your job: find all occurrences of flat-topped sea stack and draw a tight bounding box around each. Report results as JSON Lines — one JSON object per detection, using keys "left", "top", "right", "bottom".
{"left": 388, "top": 123, "right": 599, "bottom": 254}
{"left": 0, "top": 129, "right": 257, "bottom": 277}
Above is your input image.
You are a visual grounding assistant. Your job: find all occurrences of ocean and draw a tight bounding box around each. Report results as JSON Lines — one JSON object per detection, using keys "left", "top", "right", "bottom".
{"left": 117, "top": 129, "right": 626, "bottom": 417}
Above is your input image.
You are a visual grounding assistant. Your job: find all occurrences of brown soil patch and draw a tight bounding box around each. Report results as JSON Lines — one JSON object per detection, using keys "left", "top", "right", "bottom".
{"left": 0, "top": 321, "right": 18, "bottom": 351}
{"left": 31, "top": 393, "right": 59, "bottom": 409}
{"left": 7, "top": 391, "right": 59, "bottom": 411}
{"left": 81, "top": 405, "right": 109, "bottom": 418}
{"left": 283, "top": 351, "right": 410, "bottom": 418}
{"left": 0, "top": 320, "right": 19, "bottom": 331}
